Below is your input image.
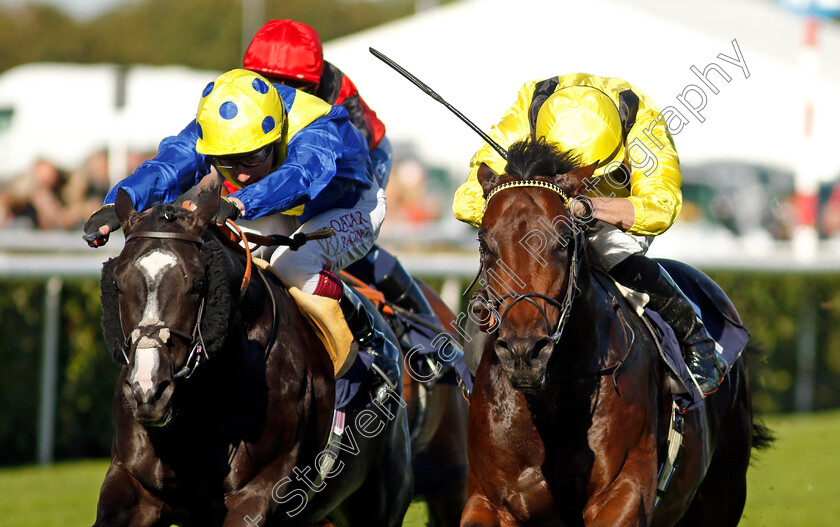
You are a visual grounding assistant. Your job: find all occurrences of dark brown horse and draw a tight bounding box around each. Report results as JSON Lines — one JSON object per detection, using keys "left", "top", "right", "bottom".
{"left": 461, "top": 138, "right": 770, "bottom": 526}
{"left": 339, "top": 274, "right": 469, "bottom": 526}
{"left": 407, "top": 282, "right": 469, "bottom": 525}
{"left": 93, "top": 188, "right": 413, "bottom": 526}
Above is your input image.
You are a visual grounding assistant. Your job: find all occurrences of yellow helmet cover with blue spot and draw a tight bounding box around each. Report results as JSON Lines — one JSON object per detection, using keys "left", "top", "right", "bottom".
{"left": 195, "top": 69, "right": 285, "bottom": 156}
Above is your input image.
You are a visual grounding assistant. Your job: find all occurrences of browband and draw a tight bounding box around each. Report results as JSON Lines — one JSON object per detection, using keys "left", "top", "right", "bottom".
{"left": 485, "top": 180, "right": 570, "bottom": 206}
{"left": 125, "top": 231, "right": 205, "bottom": 244}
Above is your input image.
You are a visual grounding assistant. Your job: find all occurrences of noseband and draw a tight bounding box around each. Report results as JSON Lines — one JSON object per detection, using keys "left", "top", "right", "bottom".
{"left": 482, "top": 180, "right": 586, "bottom": 344}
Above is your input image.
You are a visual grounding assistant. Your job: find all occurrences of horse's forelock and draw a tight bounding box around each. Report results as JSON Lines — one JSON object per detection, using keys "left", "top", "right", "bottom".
{"left": 505, "top": 137, "right": 581, "bottom": 192}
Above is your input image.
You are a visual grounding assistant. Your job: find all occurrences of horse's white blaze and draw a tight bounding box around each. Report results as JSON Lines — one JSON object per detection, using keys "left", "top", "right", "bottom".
{"left": 133, "top": 346, "right": 159, "bottom": 393}
{"left": 137, "top": 250, "right": 177, "bottom": 320}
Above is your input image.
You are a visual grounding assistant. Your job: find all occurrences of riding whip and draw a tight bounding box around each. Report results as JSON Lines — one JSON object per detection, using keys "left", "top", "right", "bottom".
{"left": 369, "top": 47, "right": 508, "bottom": 160}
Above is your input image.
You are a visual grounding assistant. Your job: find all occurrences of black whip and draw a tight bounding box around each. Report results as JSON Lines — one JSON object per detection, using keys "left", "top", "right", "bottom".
{"left": 369, "top": 47, "right": 508, "bottom": 160}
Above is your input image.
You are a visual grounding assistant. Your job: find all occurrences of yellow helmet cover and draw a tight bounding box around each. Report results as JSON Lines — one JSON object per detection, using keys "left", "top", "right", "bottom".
{"left": 536, "top": 86, "right": 624, "bottom": 176}
{"left": 196, "top": 69, "right": 285, "bottom": 156}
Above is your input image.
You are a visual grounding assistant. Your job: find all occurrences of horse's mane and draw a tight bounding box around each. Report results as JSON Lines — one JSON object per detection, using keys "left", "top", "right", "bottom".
{"left": 504, "top": 137, "right": 581, "bottom": 190}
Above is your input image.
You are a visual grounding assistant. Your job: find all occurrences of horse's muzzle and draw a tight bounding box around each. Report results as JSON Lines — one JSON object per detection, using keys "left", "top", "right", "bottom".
{"left": 123, "top": 344, "right": 176, "bottom": 427}
{"left": 124, "top": 378, "right": 174, "bottom": 427}
{"left": 495, "top": 335, "right": 554, "bottom": 392}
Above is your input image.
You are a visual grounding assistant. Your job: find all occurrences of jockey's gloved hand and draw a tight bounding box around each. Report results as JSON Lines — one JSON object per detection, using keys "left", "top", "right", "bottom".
{"left": 213, "top": 196, "right": 242, "bottom": 223}
{"left": 83, "top": 204, "right": 120, "bottom": 248}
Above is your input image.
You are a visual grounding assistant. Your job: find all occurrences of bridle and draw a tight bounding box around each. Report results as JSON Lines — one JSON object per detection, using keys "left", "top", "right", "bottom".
{"left": 477, "top": 179, "right": 635, "bottom": 381}
{"left": 480, "top": 180, "right": 586, "bottom": 345}
{"left": 118, "top": 217, "right": 334, "bottom": 381}
{"left": 120, "top": 220, "right": 263, "bottom": 380}
{"left": 121, "top": 229, "right": 212, "bottom": 380}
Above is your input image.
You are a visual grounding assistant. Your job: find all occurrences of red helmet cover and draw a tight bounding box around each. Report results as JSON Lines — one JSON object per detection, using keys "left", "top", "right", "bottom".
{"left": 243, "top": 19, "right": 324, "bottom": 85}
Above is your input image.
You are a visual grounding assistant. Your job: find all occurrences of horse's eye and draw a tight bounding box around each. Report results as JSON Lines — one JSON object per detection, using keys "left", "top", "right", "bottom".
{"left": 558, "top": 236, "right": 575, "bottom": 251}
{"left": 191, "top": 279, "right": 206, "bottom": 294}
{"left": 112, "top": 279, "right": 121, "bottom": 293}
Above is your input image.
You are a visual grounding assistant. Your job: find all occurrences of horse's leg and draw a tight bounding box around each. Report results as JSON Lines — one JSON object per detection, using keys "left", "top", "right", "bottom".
{"left": 581, "top": 476, "right": 652, "bottom": 527}
{"left": 675, "top": 364, "right": 753, "bottom": 527}
{"left": 415, "top": 282, "right": 470, "bottom": 526}
{"left": 94, "top": 462, "right": 167, "bottom": 527}
{"left": 221, "top": 484, "right": 274, "bottom": 527}
{"left": 341, "top": 418, "right": 414, "bottom": 526}
{"left": 460, "top": 488, "right": 503, "bottom": 527}
{"left": 415, "top": 385, "right": 469, "bottom": 527}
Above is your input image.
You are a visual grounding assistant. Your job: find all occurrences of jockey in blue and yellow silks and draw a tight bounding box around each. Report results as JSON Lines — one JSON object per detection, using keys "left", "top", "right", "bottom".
{"left": 242, "top": 20, "right": 462, "bottom": 382}
{"left": 453, "top": 73, "right": 726, "bottom": 396}
{"left": 104, "top": 71, "right": 371, "bottom": 225}
{"left": 84, "top": 69, "right": 400, "bottom": 386}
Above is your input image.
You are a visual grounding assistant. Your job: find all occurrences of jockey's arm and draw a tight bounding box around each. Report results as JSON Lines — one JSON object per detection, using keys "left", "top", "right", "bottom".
{"left": 103, "top": 120, "right": 211, "bottom": 212}
{"left": 87, "top": 121, "right": 212, "bottom": 244}
{"left": 576, "top": 197, "right": 636, "bottom": 231}
{"left": 453, "top": 81, "right": 538, "bottom": 227}
{"left": 229, "top": 111, "right": 369, "bottom": 220}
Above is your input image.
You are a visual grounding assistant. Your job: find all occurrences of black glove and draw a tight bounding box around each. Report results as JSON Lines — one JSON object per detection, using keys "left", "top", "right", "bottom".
{"left": 82, "top": 204, "right": 120, "bottom": 248}
{"left": 213, "top": 197, "right": 242, "bottom": 223}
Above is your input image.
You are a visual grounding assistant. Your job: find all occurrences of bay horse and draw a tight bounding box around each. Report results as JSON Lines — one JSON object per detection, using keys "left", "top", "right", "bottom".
{"left": 93, "top": 188, "right": 413, "bottom": 526}
{"left": 461, "top": 138, "right": 770, "bottom": 526}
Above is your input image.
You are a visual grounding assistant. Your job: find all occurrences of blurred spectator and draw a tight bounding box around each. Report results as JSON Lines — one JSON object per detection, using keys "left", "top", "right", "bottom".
{"left": 0, "top": 173, "right": 39, "bottom": 228}
{"left": 4, "top": 158, "right": 79, "bottom": 230}
{"left": 384, "top": 157, "right": 442, "bottom": 225}
{"left": 0, "top": 150, "right": 156, "bottom": 230}
{"left": 819, "top": 181, "right": 840, "bottom": 238}
{"left": 762, "top": 194, "right": 797, "bottom": 240}
{"left": 64, "top": 150, "right": 113, "bottom": 227}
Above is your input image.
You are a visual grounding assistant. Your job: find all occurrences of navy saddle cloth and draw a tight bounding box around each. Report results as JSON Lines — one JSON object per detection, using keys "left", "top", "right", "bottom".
{"left": 645, "top": 259, "right": 750, "bottom": 411}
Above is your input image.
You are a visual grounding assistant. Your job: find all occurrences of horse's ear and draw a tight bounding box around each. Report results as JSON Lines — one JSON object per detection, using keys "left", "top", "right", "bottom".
{"left": 114, "top": 188, "right": 141, "bottom": 232}
{"left": 557, "top": 161, "right": 598, "bottom": 197}
{"left": 477, "top": 163, "right": 502, "bottom": 198}
{"left": 186, "top": 186, "right": 221, "bottom": 233}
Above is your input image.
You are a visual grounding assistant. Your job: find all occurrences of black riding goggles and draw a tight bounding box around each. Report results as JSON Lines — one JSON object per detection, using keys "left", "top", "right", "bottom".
{"left": 213, "top": 143, "right": 274, "bottom": 170}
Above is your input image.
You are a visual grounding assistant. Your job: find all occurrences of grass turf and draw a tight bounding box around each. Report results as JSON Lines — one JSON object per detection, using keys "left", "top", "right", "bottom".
{"left": 1, "top": 410, "right": 837, "bottom": 525}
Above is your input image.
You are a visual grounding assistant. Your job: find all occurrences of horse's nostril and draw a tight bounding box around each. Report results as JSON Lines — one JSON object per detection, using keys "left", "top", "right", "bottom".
{"left": 531, "top": 337, "right": 554, "bottom": 365}
{"left": 494, "top": 339, "right": 516, "bottom": 368}
{"left": 155, "top": 380, "right": 171, "bottom": 401}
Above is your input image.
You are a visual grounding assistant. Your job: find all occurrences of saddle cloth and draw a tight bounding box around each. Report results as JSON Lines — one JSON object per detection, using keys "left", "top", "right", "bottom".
{"left": 254, "top": 258, "right": 464, "bottom": 411}
{"left": 340, "top": 272, "right": 466, "bottom": 388}
{"left": 602, "top": 261, "right": 750, "bottom": 412}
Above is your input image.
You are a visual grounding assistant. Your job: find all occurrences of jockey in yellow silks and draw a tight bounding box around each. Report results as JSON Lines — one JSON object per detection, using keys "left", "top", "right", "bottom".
{"left": 453, "top": 73, "right": 726, "bottom": 396}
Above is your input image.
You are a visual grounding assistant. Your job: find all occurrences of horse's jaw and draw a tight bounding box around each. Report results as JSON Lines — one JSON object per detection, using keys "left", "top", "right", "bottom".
{"left": 503, "top": 363, "right": 549, "bottom": 393}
